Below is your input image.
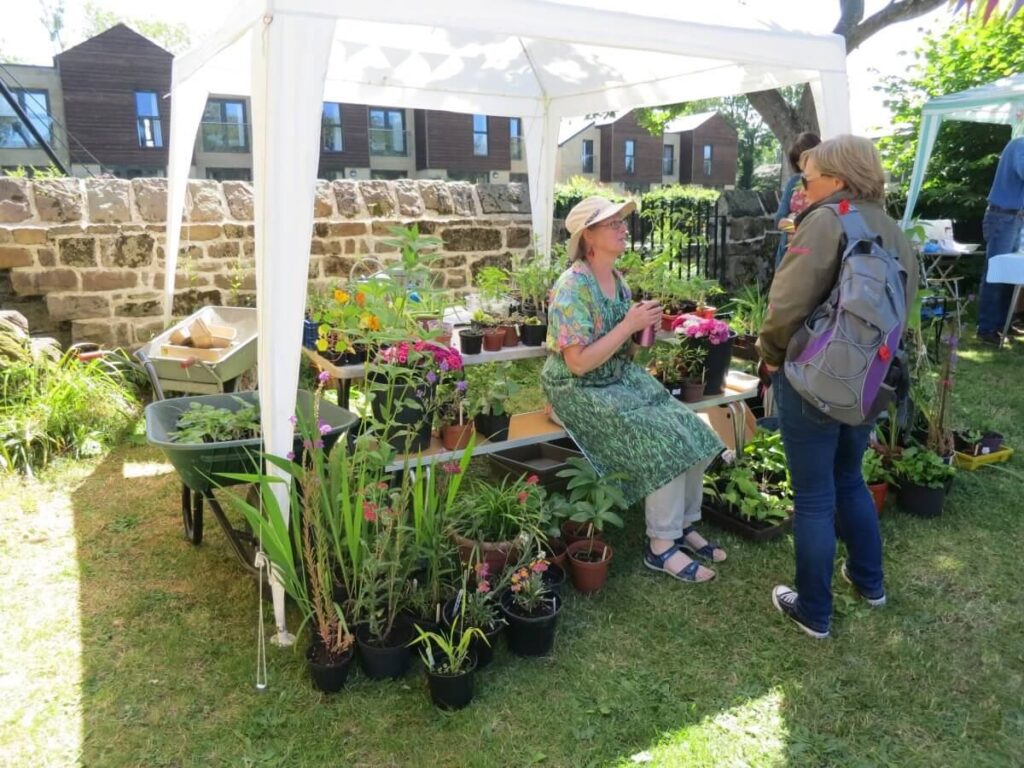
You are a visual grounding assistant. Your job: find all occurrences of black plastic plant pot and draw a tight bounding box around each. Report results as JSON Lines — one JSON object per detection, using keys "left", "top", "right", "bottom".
{"left": 701, "top": 501, "right": 792, "bottom": 543}
{"left": 426, "top": 658, "right": 477, "bottom": 710}
{"left": 896, "top": 481, "right": 945, "bottom": 518}
{"left": 520, "top": 323, "right": 548, "bottom": 347}
{"left": 703, "top": 335, "right": 735, "bottom": 395}
{"left": 542, "top": 563, "right": 567, "bottom": 597}
{"left": 474, "top": 412, "right": 511, "bottom": 442}
{"left": 355, "top": 623, "right": 413, "bottom": 680}
{"left": 365, "top": 370, "right": 434, "bottom": 453}
{"left": 459, "top": 329, "right": 483, "bottom": 355}
{"left": 499, "top": 591, "right": 562, "bottom": 657}
{"left": 441, "top": 601, "right": 504, "bottom": 670}
{"left": 306, "top": 643, "right": 355, "bottom": 694}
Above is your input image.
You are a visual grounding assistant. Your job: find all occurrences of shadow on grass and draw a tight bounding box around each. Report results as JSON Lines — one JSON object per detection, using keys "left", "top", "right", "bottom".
{"left": 68, "top": 339, "right": 1024, "bottom": 766}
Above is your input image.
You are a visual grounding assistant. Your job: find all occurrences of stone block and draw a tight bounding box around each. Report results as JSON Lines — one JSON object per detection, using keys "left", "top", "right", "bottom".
{"left": 373, "top": 240, "right": 399, "bottom": 254}
{"left": 131, "top": 178, "right": 168, "bottom": 222}
{"left": 730, "top": 216, "right": 767, "bottom": 241}
{"left": 468, "top": 253, "right": 513, "bottom": 281}
{"left": 719, "top": 189, "right": 764, "bottom": 218}
{"left": 444, "top": 270, "right": 468, "bottom": 289}
{"left": 343, "top": 239, "right": 356, "bottom": 254}
{"left": 172, "top": 289, "right": 223, "bottom": 315}
{"left": 328, "top": 222, "right": 366, "bottom": 237}
{"left": 82, "top": 270, "right": 139, "bottom": 291}
{"left": 214, "top": 273, "right": 257, "bottom": 291}
{"left": 419, "top": 181, "right": 454, "bottom": 215}
{"left": 72, "top": 318, "right": 125, "bottom": 347}
{"left": 477, "top": 183, "right": 531, "bottom": 214}
{"left": 360, "top": 181, "right": 395, "bottom": 216}
{"left": 13, "top": 228, "right": 47, "bottom": 245}
{"left": 394, "top": 179, "right": 424, "bottom": 216}
{"left": 187, "top": 181, "right": 224, "bottom": 222}
{"left": 323, "top": 256, "right": 358, "bottom": 277}
{"left": 100, "top": 234, "right": 155, "bottom": 268}
{"left": 223, "top": 223, "right": 246, "bottom": 239}
{"left": 0, "top": 228, "right": 10, "bottom": 243}
{"left": 432, "top": 254, "right": 468, "bottom": 269}
{"left": 37, "top": 248, "right": 55, "bottom": 267}
{"left": 131, "top": 318, "right": 166, "bottom": 344}
{"left": 223, "top": 181, "right": 253, "bottom": 220}
{"left": 449, "top": 183, "right": 477, "bottom": 216}
{"left": 59, "top": 237, "right": 97, "bottom": 267}
{"left": 153, "top": 272, "right": 211, "bottom": 290}
{"left": 309, "top": 239, "right": 341, "bottom": 256}
{"left": 207, "top": 241, "right": 239, "bottom": 260}
{"left": 242, "top": 240, "right": 254, "bottom": 257}
{"left": 85, "top": 178, "right": 131, "bottom": 222}
{"left": 332, "top": 181, "right": 361, "bottom": 217}
{"left": 115, "top": 294, "right": 164, "bottom": 317}
{"left": 506, "top": 227, "right": 532, "bottom": 249}
{"left": 33, "top": 179, "right": 82, "bottom": 223}
{"left": 442, "top": 227, "right": 501, "bottom": 252}
{"left": 187, "top": 224, "right": 222, "bottom": 241}
{"left": 314, "top": 180, "right": 334, "bottom": 218}
{"left": 47, "top": 293, "right": 111, "bottom": 320}
{"left": 0, "top": 246, "right": 33, "bottom": 268}
{"left": 0, "top": 179, "right": 32, "bottom": 223}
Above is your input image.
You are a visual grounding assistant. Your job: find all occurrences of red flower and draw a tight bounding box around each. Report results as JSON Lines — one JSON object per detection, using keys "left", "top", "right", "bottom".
{"left": 362, "top": 501, "right": 378, "bottom": 522}
{"left": 878, "top": 345, "right": 891, "bottom": 362}
{"left": 526, "top": 474, "right": 539, "bottom": 485}
{"left": 530, "top": 560, "right": 549, "bottom": 574}
{"left": 517, "top": 491, "right": 529, "bottom": 504}
{"left": 476, "top": 581, "right": 491, "bottom": 594}
{"left": 838, "top": 199, "right": 851, "bottom": 215}
{"left": 376, "top": 481, "right": 389, "bottom": 490}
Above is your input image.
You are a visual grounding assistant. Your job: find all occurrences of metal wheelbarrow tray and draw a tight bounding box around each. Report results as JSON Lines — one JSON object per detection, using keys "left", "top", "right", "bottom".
{"left": 145, "top": 389, "right": 358, "bottom": 569}
{"left": 139, "top": 306, "right": 258, "bottom": 395}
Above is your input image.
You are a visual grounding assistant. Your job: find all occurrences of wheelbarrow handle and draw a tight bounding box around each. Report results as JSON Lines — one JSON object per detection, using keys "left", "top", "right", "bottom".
{"left": 134, "top": 348, "right": 166, "bottom": 401}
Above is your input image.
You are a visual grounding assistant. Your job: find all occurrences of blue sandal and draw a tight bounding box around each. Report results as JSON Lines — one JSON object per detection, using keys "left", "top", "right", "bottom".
{"left": 643, "top": 543, "right": 714, "bottom": 583}
{"left": 677, "top": 526, "right": 726, "bottom": 563}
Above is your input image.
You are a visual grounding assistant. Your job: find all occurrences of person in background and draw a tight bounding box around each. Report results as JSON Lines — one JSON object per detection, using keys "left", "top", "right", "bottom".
{"left": 757, "top": 135, "right": 918, "bottom": 639}
{"left": 976, "top": 134, "right": 1024, "bottom": 345}
{"left": 542, "top": 197, "right": 726, "bottom": 584}
{"left": 773, "top": 132, "right": 821, "bottom": 268}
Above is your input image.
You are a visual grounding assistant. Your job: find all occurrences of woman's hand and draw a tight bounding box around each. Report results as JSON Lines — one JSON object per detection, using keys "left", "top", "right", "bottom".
{"left": 623, "top": 300, "right": 662, "bottom": 333}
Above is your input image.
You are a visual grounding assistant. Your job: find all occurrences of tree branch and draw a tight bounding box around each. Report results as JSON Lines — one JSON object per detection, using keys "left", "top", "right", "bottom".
{"left": 841, "top": 0, "right": 947, "bottom": 54}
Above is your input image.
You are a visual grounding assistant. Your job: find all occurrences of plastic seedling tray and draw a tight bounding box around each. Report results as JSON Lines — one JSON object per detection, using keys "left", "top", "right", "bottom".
{"left": 953, "top": 446, "right": 1014, "bottom": 471}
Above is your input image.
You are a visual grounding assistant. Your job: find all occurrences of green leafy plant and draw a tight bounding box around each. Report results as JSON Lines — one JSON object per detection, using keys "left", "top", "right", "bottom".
{"left": 726, "top": 284, "right": 769, "bottom": 336}
{"left": 464, "top": 363, "right": 520, "bottom": 418}
{"left": 863, "top": 448, "right": 896, "bottom": 486}
{"left": 504, "top": 556, "right": 553, "bottom": 615}
{"left": 476, "top": 266, "right": 510, "bottom": 305}
{"left": 411, "top": 621, "right": 486, "bottom": 675}
{"left": 705, "top": 429, "right": 791, "bottom": 522}
{"left": 169, "top": 399, "right": 260, "bottom": 444}
{"left": 891, "top": 446, "right": 956, "bottom": 490}
{"left": 451, "top": 473, "right": 545, "bottom": 542}
{"left": 556, "top": 457, "right": 628, "bottom": 544}
{"left": 513, "top": 259, "right": 559, "bottom": 316}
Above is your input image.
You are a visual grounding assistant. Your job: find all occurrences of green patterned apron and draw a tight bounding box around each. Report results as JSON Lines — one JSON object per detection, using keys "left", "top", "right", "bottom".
{"left": 541, "top": 268, "right": 724, "bottom": 506}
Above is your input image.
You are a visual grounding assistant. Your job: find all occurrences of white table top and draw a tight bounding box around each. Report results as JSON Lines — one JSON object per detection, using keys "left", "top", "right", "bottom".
{"left": 986, "top": 252, "right": 1024, "bottom": 284}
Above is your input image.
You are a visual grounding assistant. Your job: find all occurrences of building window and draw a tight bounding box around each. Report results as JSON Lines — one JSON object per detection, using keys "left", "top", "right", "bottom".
{"left": 0, "top": 89, "right": 51, "bottom": 148}
{"left": 624, "top": 140, "right": 635, "bottom": 175}
{"left": 110, "top": 166, "right": 166, "bottom": 179}
{"left": 447, "top": 170, "right": 489, "bottom": 184}
{"left": 473, "top": 114, "right": 489, "bottom": 156}
{"left": 510, "top": 172, "right": 529, "bottom": 184}
{"left": 581, "top": 139, "right": 594, "bottom": 173}
{"left": 202, "top": 99, "right": 249, "bottom": 152}
{"left": 662, "top": 145, "right": 674, "bottom": 176}
{"left": 703, "top": 144, "right": 713, "bottom": 176}
{"left": 206, "top": 167, "right": 252, "bottom": 181}
{"left": 369, "top": 108, "right": 406, "bottom": 156}
{"left": 133, "top": 91, "right": 162, "bottom": 149}
{"left": 510, "top": 118, "right": 523, "bottom": 161}
{"left": 322, "top": 103, "right": 343, "bottom": 152}
{"left": 369, "top": 169, "right": 407, "bottom": 180}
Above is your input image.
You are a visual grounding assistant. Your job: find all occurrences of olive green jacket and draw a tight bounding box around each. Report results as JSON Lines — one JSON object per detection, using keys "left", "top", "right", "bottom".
{"left": 756, "top": 193, "right": 919, "bottom": 367}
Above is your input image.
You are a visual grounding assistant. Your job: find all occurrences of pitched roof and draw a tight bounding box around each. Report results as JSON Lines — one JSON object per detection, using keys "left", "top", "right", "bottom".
{"left": 56, "top": 23, "right": 173, "bottom": 59}
{"left": 663, "top": 111, "right": 719, "bottom": 133}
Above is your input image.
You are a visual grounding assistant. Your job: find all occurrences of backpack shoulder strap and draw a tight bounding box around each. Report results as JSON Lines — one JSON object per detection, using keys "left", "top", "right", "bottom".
{"left": 820, "top": 202, "right": 882, "bottom": 247}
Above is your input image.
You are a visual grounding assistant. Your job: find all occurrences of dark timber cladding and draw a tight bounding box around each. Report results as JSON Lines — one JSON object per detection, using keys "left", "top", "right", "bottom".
{"left": 418, "top": 110, "right": 511, "bottom": 171}
{"left": 598, "top": 112, "right": 662, "bottom": 186}
{"left": 686, "top": 113, "right": 738, "bottom": 187}
{"left": 318, "top": 103, "right": 370, "bottom": 175}
{"left": 56, "top": 24, "right": 173, "bottom": 167}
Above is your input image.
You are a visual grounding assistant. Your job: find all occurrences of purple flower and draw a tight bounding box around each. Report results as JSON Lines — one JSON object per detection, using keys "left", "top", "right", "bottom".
{"left": 286, "top": 451, "right": 296, "bottom": 460}
{"left": 439, "top": 360, "right": 449, "bottom": 373}
{"left": 288, "top": 415, "right": 297, "bottom": 426}
{"left": 318, "top": 421, "right": 331, "bottom": 435}
{"left": 303, "top": 438, "right": 313, "bottom": 451}
{"left": 426, "top": 371, "right": 438, "bottom": 384}
{"left": 314, "top": 439, "right": 324, "bottom": 449}
{"left": 456, "top": 380, "right": 468, "bottom": 392}
{"left": 317, "top": 370, "right": 331, "bottom": 384}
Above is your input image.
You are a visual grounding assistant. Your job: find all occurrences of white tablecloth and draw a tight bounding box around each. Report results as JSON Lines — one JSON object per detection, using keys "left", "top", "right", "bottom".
{"left": 986, "top": 252, "right": 1024, "bottom": 284}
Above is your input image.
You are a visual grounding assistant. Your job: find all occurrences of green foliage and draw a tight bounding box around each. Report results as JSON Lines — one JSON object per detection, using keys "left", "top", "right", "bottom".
{"left": 464, "top": 362, "right": 520, "bottom": 417}
{"left": 878, "top": 13, "right": 1024, "bottom": 225}
{"left": 892, "top": 446, "right": 956, "bottom": 489}
{"left": 2, "top": 166, "right": 65, "bottom": 179}
{"left": 553, "top": 176, "right": 627, "bottom": 217}
{"left": 725, "top": 283, "right": 769, "bottom": 336}
{"left": 475, "top": 266, "right": 510, "bottom": 303}
{"left": 555, "top": 457, "right": 628, "bottom": 542}
{"left": 411, "top": 620, "right": 486, "bottom": 675}
{"left": 83, "top": 1, "right": 192, "bottom": 52}
{"left": 705, "top": 430, "right": 792, "bottom": 522}
{"left": 862, "top": 448, "right": 896, "bottom": 486}
{"left": 451, "top": 474, "right": 545, "bottom": 542}
{"left": 168, "top": 399, "right": 260, "bottom": 444}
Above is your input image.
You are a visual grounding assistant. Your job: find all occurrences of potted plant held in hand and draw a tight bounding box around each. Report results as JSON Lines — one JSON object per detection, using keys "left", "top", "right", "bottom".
{"left": 891, "top": 446, "right": 956, "bottom": 518}
{"left": 498, "top": 555, "right": 562, "bottom": 657}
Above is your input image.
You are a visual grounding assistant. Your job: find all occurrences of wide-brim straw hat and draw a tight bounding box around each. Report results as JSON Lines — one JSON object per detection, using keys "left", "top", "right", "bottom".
{"left": 566, "top": 196, "right": 636, "bottom": 260}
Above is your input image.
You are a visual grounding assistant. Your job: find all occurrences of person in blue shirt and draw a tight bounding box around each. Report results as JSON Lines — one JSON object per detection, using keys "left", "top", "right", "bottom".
{"left": 976, "top": 135, "right": 1024, "bottom": 345}
{"left": 773, "top": 132, "right": 820, "bottom": 268}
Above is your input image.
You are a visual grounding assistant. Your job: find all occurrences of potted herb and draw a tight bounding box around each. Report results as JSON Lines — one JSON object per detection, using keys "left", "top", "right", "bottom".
{"left": 649, "top": 340, "right": 686, "bottom": 398}
{"left": 471, "top": 309, "right": 505, "bottom": 352}
{"left": 672, "top": 314, "right": 734, "bottom": 395}
{"left": 498, "top": 555, "right": 562, "bottom": 657}
{"left": 891, "top": 446, "right": 956, "bottom": 518}
{"left": 862, "top": 448, "right": 895, "bottom": 515}
{"left": 411, "top": 619, "right": 487, "bottom": 710}
{"left": 466, "top": 362, "right": 520, "bottom": 441}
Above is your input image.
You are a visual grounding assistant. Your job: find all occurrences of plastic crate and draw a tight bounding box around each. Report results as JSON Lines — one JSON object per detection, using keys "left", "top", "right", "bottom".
{"left": 953, "top": 446, "right": 1014, "bottom": 471}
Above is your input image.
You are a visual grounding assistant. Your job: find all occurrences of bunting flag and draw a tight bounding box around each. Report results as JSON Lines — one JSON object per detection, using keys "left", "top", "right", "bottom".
{"left": 951, "top": 0, "right": 1024, "bottom": 21}
{"left": 983, "top": 0, "right": 1000, "bottom": 21}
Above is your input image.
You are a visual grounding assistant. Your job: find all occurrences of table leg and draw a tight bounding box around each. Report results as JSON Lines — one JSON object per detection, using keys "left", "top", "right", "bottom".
{"left": 999, "top": 284, "right": 1022, "bottom": 349}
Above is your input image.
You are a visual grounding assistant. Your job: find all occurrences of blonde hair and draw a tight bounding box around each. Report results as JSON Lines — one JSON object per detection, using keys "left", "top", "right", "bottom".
{"left": 801, "top": 134, "right": 885, "bottom": 203}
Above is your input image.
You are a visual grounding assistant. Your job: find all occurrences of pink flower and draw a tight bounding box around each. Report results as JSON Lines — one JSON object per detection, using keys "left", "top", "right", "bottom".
{"left": 511, "top": 584, "right": 522, "bottom": 593}
{"left": 474, "top": 562, "right": 490, "bottom": 579}
{"left": 318, "top": 421, "right": 331, "bottom": 435}
{"left": 288, "top": 415, "right": 298, "bottom": 426}
{"left": 531, "top": 560, "right": 549, "bottom": 574}
{"left": 517, "top": 491, "right": 529, "bottom": 504}
{"left": 441, "top": 461, "right": 462, "bottom": 475}
{"left": 476, "top": 581, "right": 491, "bottom": 594}
{"left": 526, "top": 474, "right": 539, "bottom": 485}
{"left": 317, "top": 370, "right": 331, "bottom": 384}
{"left": 363, "top": 502, "right": 378, "bottom": 522}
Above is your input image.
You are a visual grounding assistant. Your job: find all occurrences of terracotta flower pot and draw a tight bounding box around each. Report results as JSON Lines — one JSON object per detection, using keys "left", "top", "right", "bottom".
{"left": 567, "top": 539, "right": 614, "bottom": 594}
{"left": 560, "top": 520, "right": 603, "bottom": 547}
{"left": 696, "top": 305, "right": 717, "bottom": 320}
{"left": 868, "top": 482, "right": 888, "bottom": 515}
{"left": 482, "top": 329, "right": 505, "bottom": 352}
{"left": 545, "top": 536, "right": 568, "bottom": 570}
{"left": 441, "top": 423, "right": 475, "bottom": 451}
{"left": 661, "top": 312, "right": 682, "bottom": 331}
{"left": 452, "top": 532, "right": 520, "bottom": 576}
{"left": 501, "top": 324, "right": 520, "bottom": 347}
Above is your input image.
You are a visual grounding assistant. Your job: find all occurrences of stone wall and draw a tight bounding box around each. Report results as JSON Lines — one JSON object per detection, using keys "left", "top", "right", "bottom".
{"left": 716, "top": 188, "right": 781, "bottom": 289}
{"left": 0, "top": 178, "right": 534, "bottom": 348}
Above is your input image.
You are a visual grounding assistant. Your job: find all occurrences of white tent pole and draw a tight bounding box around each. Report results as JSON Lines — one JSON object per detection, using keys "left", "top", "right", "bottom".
{"left": 523, "top": 109, "right": 561, "bottom": 262}
{"left": 809, "top": 72, "right": 852, "bottom": 140}
{"left": 901, "top": 114, "right": 942, "bottom": 228}
{"left": 249, "top": 11, "right": 336, "bottom": 646}
{"left": 162, "top": 77, "right": 210, "bottom": 324}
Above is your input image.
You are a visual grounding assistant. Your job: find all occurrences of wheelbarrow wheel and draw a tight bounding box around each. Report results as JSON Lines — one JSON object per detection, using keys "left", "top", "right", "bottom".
{"left": 181, "top": 484, "right": 204, "bottom": 544}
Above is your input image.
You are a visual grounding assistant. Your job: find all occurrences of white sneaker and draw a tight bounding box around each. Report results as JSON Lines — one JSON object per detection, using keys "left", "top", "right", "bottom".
{"left": 840, "top": 560, "right": 887, "bottom": 607}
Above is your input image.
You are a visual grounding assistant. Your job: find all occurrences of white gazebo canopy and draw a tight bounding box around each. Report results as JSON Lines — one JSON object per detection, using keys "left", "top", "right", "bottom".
{"left": 163, "top": 0, "right": 852, "bottom": 641}
{"left": 901, "top": 73, "right": 1024, "bottom": 226}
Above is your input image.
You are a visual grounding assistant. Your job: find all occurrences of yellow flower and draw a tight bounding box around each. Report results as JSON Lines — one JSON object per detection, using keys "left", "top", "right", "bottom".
{"left": 334, "top": 289, "right": 350, "bottom": 304}
{"left": 360, "top": 313, "right": 381, "bottom": 332}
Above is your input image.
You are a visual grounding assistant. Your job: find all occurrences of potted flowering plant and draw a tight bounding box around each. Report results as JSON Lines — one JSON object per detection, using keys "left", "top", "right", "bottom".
{"left": 435, "top": 374, "right": 474, "bottom": 451}
{"left": 367, "top": 340, "right": 464, "bottom": 453}
{"left": 672, "top": 313, "right": 734, "bottom": 395}
{"left": 443, "top": 562, "right": 505, "bottom": 669}
{"left": 310, "top": 284, "right": 382, "bottom": 365}
{"left": 498, "top": 555, "right": 562, "bottom": 656}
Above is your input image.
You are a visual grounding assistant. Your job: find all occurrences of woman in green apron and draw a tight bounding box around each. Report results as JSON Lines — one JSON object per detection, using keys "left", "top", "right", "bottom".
{"left": 542, "top": 196, "right": 726, "bottom": 583}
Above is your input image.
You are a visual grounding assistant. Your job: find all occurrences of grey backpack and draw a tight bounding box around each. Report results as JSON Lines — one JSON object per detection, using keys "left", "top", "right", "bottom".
{"left": 784, "top": 203, "right": 909, "bottom": 426}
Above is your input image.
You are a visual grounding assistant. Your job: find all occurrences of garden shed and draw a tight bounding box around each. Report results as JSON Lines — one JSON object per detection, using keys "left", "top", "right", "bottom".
{"left": 161, "top": 0, "right": 852, "bottom": 639}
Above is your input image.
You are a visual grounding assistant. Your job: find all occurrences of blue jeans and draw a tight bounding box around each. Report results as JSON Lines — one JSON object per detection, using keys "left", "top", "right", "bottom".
{"left": 977, "top": 211, "right": 1024, "bottom": 334}
{"left": 775, "top": 373, "right": 884, "bottom": 632}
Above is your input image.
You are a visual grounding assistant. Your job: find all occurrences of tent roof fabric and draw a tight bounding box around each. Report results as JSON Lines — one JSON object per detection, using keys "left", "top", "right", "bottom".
{"left": 162, "top": 0, "right": 853, "bottom": 641}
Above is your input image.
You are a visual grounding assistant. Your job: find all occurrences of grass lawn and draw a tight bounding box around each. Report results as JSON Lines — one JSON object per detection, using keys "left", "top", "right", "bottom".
{"left": 2, "top": 342, "right": 1023, "bottom": 768}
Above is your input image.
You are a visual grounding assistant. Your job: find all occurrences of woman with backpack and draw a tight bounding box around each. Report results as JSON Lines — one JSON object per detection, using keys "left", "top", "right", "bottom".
{"left": 756, "top": 135, "right": 918, "bottom": 638}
